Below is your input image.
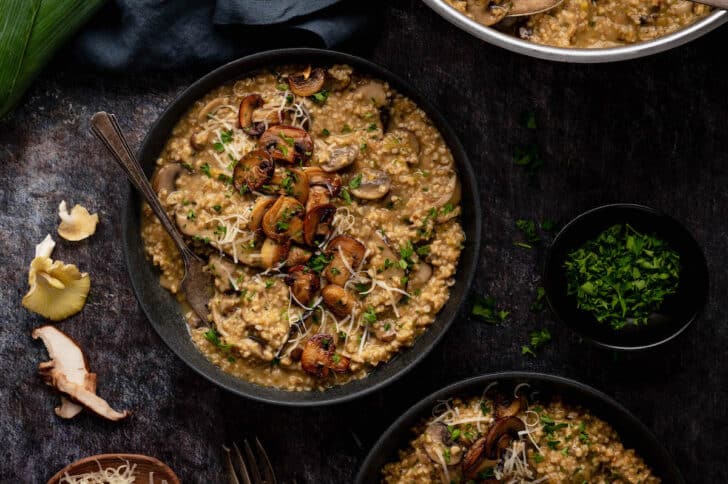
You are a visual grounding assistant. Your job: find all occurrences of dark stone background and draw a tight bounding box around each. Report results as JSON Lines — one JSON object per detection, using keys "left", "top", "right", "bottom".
{"left": 1, "top": 1, "right": 726, "bottom": 482}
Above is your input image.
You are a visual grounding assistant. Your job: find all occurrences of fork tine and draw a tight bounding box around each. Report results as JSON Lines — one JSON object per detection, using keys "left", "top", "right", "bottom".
{"left": 243, "top": 439, "right": 264, "bottom": 484}
{"left": 254, "top": 436, "right": 278, "bottom": 484}
{"left": 222, "top": 445, "right": 241, "bottom": 484}
{"left": 233, "top": 442, "right": 252, "bottom": 484}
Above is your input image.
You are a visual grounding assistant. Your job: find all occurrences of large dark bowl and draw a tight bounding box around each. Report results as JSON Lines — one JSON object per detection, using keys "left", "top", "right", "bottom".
{"left": 356, "top": 372, "right": 685, "bottom": 483}
{"left": 122, "top": 49, "right": 482, "bottom": 406}
{"left": 543, "top": 203, "right": 708, "bottom": 351}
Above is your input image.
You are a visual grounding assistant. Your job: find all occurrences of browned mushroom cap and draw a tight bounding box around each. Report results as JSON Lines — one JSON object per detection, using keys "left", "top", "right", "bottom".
{"left": 239, "top": 94, "right": 264, "bottom": 135}
{"left": 260, "top": 238, "right": 290, "bottom": 269}
{"left": 250, "top": 196, "right": 275, "bottom": 233}
{"left": 485, "top": 417, "right": 526, "bottom": 459}
{"left": 306, "top": 185, "right": 331, "bottom": 213}
{"left": 151, "top": 163, "right": 184, "bottom": 193}
{"left": 301, "top": 333, "right": 350, "bottom": 377}
{"left": 461, "top": 436, "right": 500, "bottom": 480}
{"left": 286, "top": 245, "right": 313, "bottom": 267}
{"left": 321, "top": 284, "right": 357, "bottom": 318}
{"left": 285, "top": 265, "right": 320, "bottom": 305}
{"left": 303, "top": 167, "right": 342, "bottom": 196}
{"left": 288, "top": 67, "right": 326, "bottom": 97}
{"left": 469, "top": 0, "right": 510, "bottom": 26}
{"left": 267, "top": 167, "right": 309, "bottom": 204}
{"left": 494, "top": 393, "right": 528, "bottom": 419}
{"left": 350, "top": 168, "right": 391, "bottom": 200}
{"left": 303, "top": 204, "right": 336, "bottom": 246}
{"left": 259, "top": 126, "right": 313, "bottom": 164}
{"left": 323, "top": 235, "right": 366, "bottom": 286}
{"left": 261, "top": 196, "right": 305, "bottom": 243}
{"left": 233, "top": 150, "right": 275, "bottom": 194}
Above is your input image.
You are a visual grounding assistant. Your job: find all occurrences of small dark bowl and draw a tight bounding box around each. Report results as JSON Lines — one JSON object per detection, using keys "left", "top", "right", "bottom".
{"left": 355, "top": 372, "right": 685, "bottom": 483}
{"left": 122, "top": 49, "right": 481, "bottom": 406}
{"left": 543, "top": 203, "right": 708, "bottom": 351}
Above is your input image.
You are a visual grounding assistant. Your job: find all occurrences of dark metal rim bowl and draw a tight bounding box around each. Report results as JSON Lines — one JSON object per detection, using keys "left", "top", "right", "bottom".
{"left": 355, "top": 372, "right": 685, "bottom": 483}
{"left": 543, "top": 203, "right": 709, "bottom": 351}
{"left": 122, "top": 48, "right": 482, "bottom": 407}
{"left": 423, "top": 0, "right": 727, "bottom": 63}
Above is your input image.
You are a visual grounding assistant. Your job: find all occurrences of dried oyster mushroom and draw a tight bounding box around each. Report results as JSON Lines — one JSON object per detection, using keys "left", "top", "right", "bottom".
{"left": 57, "top": 201, "right": 99, "bottom": 241}
{"left": 22, "top": 235, "right": 90, "bottom": 321}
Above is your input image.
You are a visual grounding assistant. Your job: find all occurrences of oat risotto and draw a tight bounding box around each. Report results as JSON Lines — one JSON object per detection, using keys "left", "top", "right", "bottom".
{"left": 141, "top": 64, "right": 465, "bottom": 391}
{"left": 445, "top": 0, "right": 711, "bottom": 48}
{"left": 382, "top": 387, "right": 658, "bottom": 483}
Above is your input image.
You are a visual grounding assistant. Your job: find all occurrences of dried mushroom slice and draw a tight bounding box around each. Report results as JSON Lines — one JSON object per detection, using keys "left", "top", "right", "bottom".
{"left": 259, "top": 126, "right": 313, "bottom": 164}
{"left": 233, "top": 149, "right": 275, "bottom": 194}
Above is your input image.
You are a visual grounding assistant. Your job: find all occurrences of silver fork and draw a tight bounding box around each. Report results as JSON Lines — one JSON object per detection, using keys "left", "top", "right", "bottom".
{"left": 223, "top": 438, "right": 277, "bottom": 484}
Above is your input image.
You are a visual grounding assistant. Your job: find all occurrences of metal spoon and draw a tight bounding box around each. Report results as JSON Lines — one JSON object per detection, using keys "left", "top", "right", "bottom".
{"left": 90, "top": 111, "right": 213, "bottom": 322}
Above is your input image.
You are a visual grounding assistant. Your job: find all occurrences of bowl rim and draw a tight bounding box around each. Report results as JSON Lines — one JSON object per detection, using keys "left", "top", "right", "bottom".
{"left": 542, "top": 202, "right": 709, "bottom": 351}
{"left": 355, "top": 371, "right": 685, "bottom": 483}
{"left": 423, "top": 0, "right": 728, "bottom": 63}
{"left": 122, "top": 48, "right": 482, "bottom": 406}
{"left": 47, "top": 453, "right": 180, "bottom": 484}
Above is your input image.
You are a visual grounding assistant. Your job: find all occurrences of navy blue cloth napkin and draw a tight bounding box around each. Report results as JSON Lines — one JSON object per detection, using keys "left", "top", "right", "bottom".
{"left": 71, "top": 0, "right": 370, "bottom": 70}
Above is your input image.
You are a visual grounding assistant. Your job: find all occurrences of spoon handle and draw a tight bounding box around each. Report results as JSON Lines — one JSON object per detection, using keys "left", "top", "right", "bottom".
{"left": 90, "top": 111, "right": 197, "bottom": 262}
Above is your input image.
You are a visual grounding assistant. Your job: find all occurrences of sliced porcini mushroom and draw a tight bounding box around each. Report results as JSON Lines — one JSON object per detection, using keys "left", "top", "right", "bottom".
{"left": 407, "top": 262, "right": 432, "bottom": 292}
{"left": 424, "top": 423, "right": 462, "bottom": 466}
{"left": 372, "top": 321, "right": 397, "bottom": 342}
{"left": 353, "top": 81, "right": 388, "bottom": 107}
{"left": 285, "top": 265, "right": 320, "bottom": 305}
{"left": 261, "top": 196, "right": 305, "bottom": 243}
{"left": 303, "top": 167, "right": 342, "bottom": 195}
{"left": 32, "top": 325, "right": 128, "bottom": 421}
{"left": 151, "top": 163, "right": 184, "bottom": 193}
{"left": 31, "top": 325, "right": 95, "bottom": 419}
{"left": 461, "top": 436, "right": 500, "bottom": 480}
{"left": 321, "top": 145, "right": 359, "bottom": 172}
{"left": 238, "top": 94, "right": 265, "bottom": 135}
{"left": 286, "top": 245, "right": 313, "bottom": 267}
{"left": 323, "top": 235, "right": 366, "bottom": 286}
{"left": 267, "top": 167, "right": 309, "bottom": 204}
{"left": 250, "top": 196, "right": 276, "bottom": 233}
{"left": 306, "top": 185, "right": 331, "bottom": 213}
{"left": 321, "top": 284, "right": 357, "bottom": 318}
{"left": 57, "top": 201, "right": 99, "bottom": 242}
{"left": 300, "top": 333, "right": 350, "bottom": 377}
{"left": 22, "top": 235, "right": 90, "bottom": 321}
{"left": 208, "top": 254, "right": 239, "bottom": 292}
{"left": 303, "top": 203, "right": 336, "bottom": 246}
{"left": 288, "top": 66, "right": 326, "bottom": 97}
{"left": 485, "top": 417, "right": 526, "bottom": 458}
{"left": 233, "top": 149, "right": 275, "bottom": 194}
{"left": 494, "top": 393, "right": 528, "bottom": 419}
{"left": 350, "top": 168, "right": 391, "bottom": 200}
{"left": 389, "top": 128, "right": 421, "bottom": 156}
{"left": 197, "top": 97, "right": 227, "bottom": 123}
{"left": 259, "top": 126, "right": 313, "bottom": 164}
{"left": 260, "top": 237, "right": 290, "bottom": 269}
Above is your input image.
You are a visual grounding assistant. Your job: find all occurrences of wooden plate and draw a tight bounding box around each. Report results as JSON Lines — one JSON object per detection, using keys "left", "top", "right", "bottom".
{"left": 47, "top": 453, "right": 180, "bottom": 484}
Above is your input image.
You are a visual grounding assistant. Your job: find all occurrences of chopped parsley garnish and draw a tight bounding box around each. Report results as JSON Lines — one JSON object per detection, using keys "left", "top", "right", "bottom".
{"left": 310, "top": 89, "right": 329, "bottom": 104}
{"left": 564, "top": 224, "right": 680, "bottom": 329}
{"left": 220, "top": 129, "right": 233, "bottom": 143}
{"left": 471, "top": 295, "right": 509, "bottom": 324}
{"left": 186, "top": 210, "right": 196, "bottom": 220}
{"left": 547, "top": 440, "right": 561, "bottom": 450}
{"left": 522, "top": 328, "right": 552, "bottom": 357}
{"left": 279, "top": 131, "right": 295, "bottom": 146}
{"left": 204, "top": 328, "right": 232, "bottom": 355}
{"left": 349, "top": 173, "right": 362, "bottom": 189}
{"left": 529, "top": 286, "right": 546, "bottom": 312}
{"left": 514, "top": 144, "right": 544, "bottom": 174}
{"left": 276, "top": 83, "right": 288, "bottom": 91}
{"left": 516, "top": 218, "right": 540, "bottom": 244}
{"left": 200, "top": 163, "right": 211, "bottom": 177}
{"left": 363, "top": 306, "right": 377, "bottom": 324}
{"left": 321, "top": 128, "right": 330, "bottom": 137}
{"left": 367, "top": 123, "right": 377, "bottom": 132}
{"left": 213, "top": 142, "right": 225, "bottom": 153}
{"left": 480, "top": 401, "right": 490, "bottom": 415}
{"left": 523, "top": 111, "right": 537, "bottom": 130}
{"left": 341, "top": 124, "right": 352, "bottom": 134}
{"left": 265, "top": 279, "right": 274, "bottom": 288}
{"left": 340, "top": 188, "right": 352, "bottom": 205}
{"left": 541, "top": 218, "right": 556, "bottom": 231}
{"left": 213, "top": 225, "right": 227, "bottom": 237}
{"left": 308, "top": 253, "right": 332, "bottom": 273}
{"left": 578, "top": 421, "right": 590, "bottom": 444}
{"left": 533, "top": 453, "right": 545, "bottom": 463}
{"left": 213, "top": 204, "right": 222, "bottom": 212}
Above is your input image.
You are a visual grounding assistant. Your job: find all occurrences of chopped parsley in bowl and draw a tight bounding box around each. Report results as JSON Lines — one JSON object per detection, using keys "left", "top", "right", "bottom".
{"left": 543, "top": 204, "right": 707, "bottom": 351}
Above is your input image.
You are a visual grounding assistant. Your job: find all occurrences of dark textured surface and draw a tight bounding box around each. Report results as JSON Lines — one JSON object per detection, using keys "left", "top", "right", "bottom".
{"left": 1, "top": 1, "right": 727, "bottom": 482}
